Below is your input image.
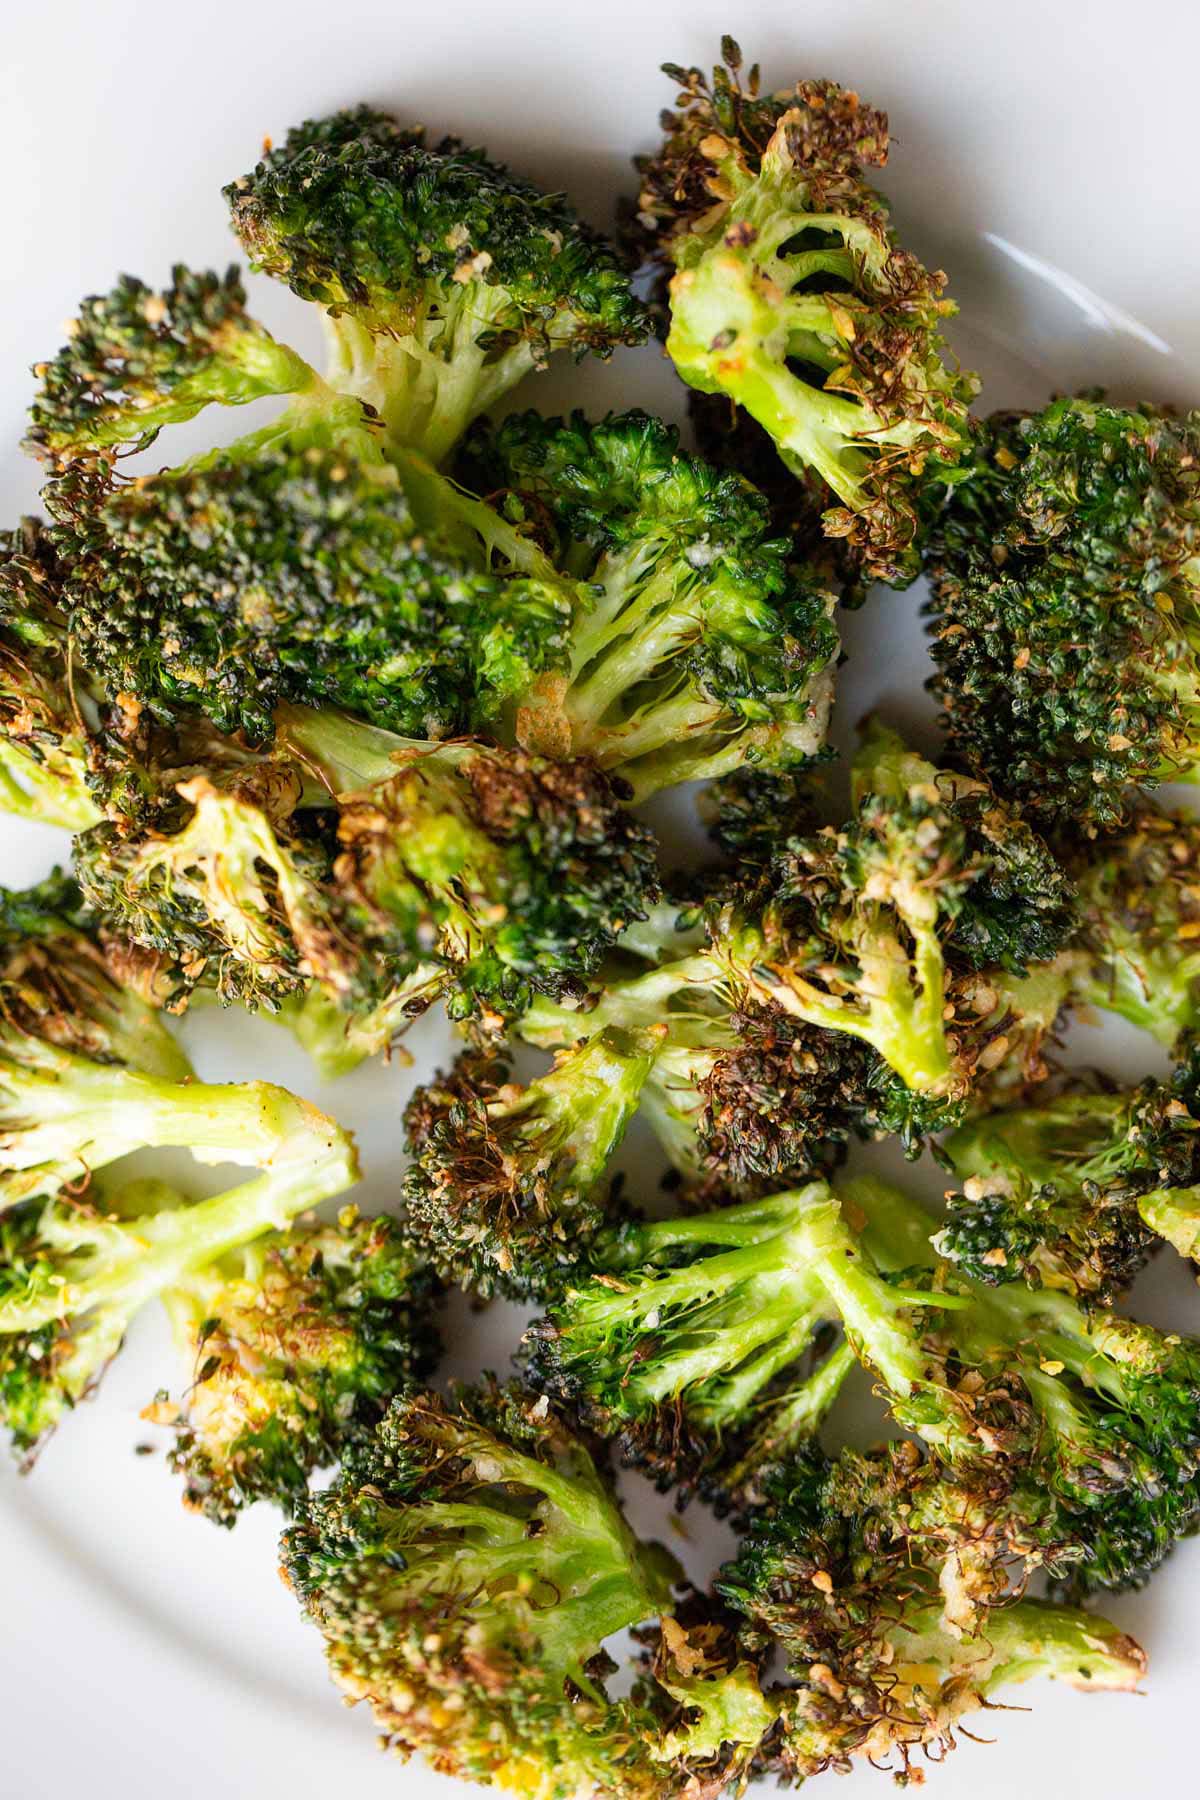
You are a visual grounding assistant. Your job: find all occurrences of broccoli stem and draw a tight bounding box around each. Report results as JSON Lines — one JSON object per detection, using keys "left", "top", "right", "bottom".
{"left": 321, "top": 294, "right": 539, "bottom": 468}
{"left": 881, "top": 1595, "right": 1145, "bottom": 1695}
{"left": 1137, "top": 1185, "right": 1200, "bottom": 1262}
{"left": 0, "top": 1053, "right": 342, "bottom": 1208}
{"left": 0, "top": 1128, "right": 356, "bottom": 1337}
{"left": 0, "top": 741, "right": 102, "bottom": 830}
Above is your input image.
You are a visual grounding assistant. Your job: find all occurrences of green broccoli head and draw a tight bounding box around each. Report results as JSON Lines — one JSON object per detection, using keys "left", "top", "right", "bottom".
{"left": 51, "top": 446, "right": 562, "bottom": 744}
{"left": 0, "top": 519, "right": 103, "bottom": 829}
{"left": 331, "top": 741, "right": 658, "bottom": 1023}
{"left": 1068, "top": 803, "right": 1200, "bottom": 1047}
{"left": 630, "top": 42, "right": 976, "bottom": 585}
{"left": 716, "top": 1441, "right": 1146, "bottom": 1783}
{"left": 401, "top": 1030, "right": 661, "bottom": 1299}
{"left": 0, "top": 1095, "right": 359, "bottom": 1455}
{"left": 939, "top": 1056, "right": 1200, "bottom": 1295}
{"left": 852, "top": 717, "right": 1078, "bottom": 975}
{"left": 849, "top": 1174, "right": 1200, "bottom": 1601}
{"left": 927, "top": 396, "right": 1200, "bottom": 830}
{"left": 523, "top": 1184, "right": 923, "bottom": 1500}
{"left": 455, "top": 408, "right": 840, "bottom": 797}
{"left": 225, "top": 109, "right": 649, "bottom": 465}
{"left": 24, "top": 265, "right": 328, "bottom": 470}
{"left": 157, "top": 1205, "right": 439, "bottom": 1525}
{"left": 280, "top": 1379, "right": 685, "bottom": 1800}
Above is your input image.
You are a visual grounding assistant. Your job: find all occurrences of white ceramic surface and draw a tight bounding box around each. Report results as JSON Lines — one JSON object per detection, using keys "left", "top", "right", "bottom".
{"left": 2, "top": 4, "right": 1199, "bottom": 1795}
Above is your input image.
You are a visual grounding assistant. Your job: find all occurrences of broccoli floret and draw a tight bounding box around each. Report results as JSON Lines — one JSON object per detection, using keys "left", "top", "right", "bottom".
{"left": 0, "top": 520, "right": 102, "bottom": 829}
{"left": 454, "top": 409, "right": 839, "bottom": 795}
{"left": 76, "top": 712, "right": 657, "bottom": 1033}
{"left": 153, "top": 1205, "right": 439, "bottom": 1525}
{"left": 0, "top": 1095, "right": 358, "bottom": 1453}
{"left": 323, "top": 727, "right": 658, "bottom": 1022}
{"left": 402, "top": 1029, "right": 661, "bottom": 1299}
{"left": 49, "top": 446, "right": 568, "bottom": 745}
{"left": 522, "top": 970, "right": 886, "bottom": 1179}
{"left": 523, "top": 1183, "right": 940, "bottom": 1498}
{"left": 852, "top": 717, "right": 1077, "bottom": 975}
{"left": 281, "top": 1379, "right": 773, "bottom": 1799}
{"left": 926, "top": 396, "right": 1200, "bottom": 830}
{"left": 519, "top": 765, "right": 1076, "bottom": 1174}
{"left": 717, "top": 1443, "right": 1146, "bottom": 1783}
{"left": 629, "top": 41, "right": 976, "bottom": 585}
{"left": 52, "top": 408, "right": 838, "bottom": 798}
{"left": 24, "top": 266, "right": 353, "bottom": 470}
{"left": 226, "top": 109, "right": 649, "bottom": 465}
{"left": 1068, "top": 803, "right": 1200, "bottom": 1048}
{"left": 73, "top": 776, "right": 362, "bottom": 1015}
{"left": 940, "top": 1053, "right": 1200, "bottom": 1295}
{"left": 848, "top": 1173, "right": 1200, "bottom": 1602}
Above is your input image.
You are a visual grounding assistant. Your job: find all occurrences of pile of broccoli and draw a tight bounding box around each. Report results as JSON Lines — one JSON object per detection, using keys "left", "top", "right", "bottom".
{"left": 2, "top": 35, "right": 1197, "bottom": 1798}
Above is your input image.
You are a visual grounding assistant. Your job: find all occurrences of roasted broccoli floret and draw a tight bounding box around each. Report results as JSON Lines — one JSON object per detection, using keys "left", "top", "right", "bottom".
{"left": 76, "top": 711, "right": 657, "bottom": 1032}
{"left": 153, "top": 1205, "right": 439, "bottom": 1525}
{"left": 939, "top": 1053, "right": 1200, "bottom": 1296}
{"left": 281, "top": 1380, "right": 773, "bottom": 1800}
{"left": 454, "top": 409, "right": 839, "bottom": 795}
{"left": 523, "top": 1183, "right": 941, "bottom": 1498}
{"left": 853, "top": 717, "right": 1077, "bottom": 975}
{"left": 226, "top": 109, "right": 649, "bottom": 465}
{"left": 530, "top": 1171, "right": 1200, "bottom": 1602}
{"left": 629, "top": 40, "right": 976, "bottom": 584}
{"left": 717, "top": 1444, "right": 1146, "bottom": 1784}
{"left": 926, "top": 396, "right": 1200, "bottom": 830}
{"left": 1068, "top": 803, "right": 1200, "bottom": 1048}
{"left": 402, "top": 1029, "right": 662, "bottom": 1298}
{"left": 49, "top": 407, "right": 837, "bottom": 803}
{"left": 28, "top": 109, "right": 645, "bottom": 477}
{"left": 848, "top": 1174, "right": 1200, "bottom": 1603}
{"left": 521, "top": 728, "right": 1075, "bottom": 1157}
{"left": 0, "top": 520, "right": 102, "bottom": 829}
{"left": 0, "top": 1095, "right": 358, "bottom": 1453}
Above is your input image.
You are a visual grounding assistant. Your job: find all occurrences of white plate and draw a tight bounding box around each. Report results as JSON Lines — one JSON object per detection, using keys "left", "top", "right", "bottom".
{"left": 2, "top": 3, "right": 1199, "bottom": 1795}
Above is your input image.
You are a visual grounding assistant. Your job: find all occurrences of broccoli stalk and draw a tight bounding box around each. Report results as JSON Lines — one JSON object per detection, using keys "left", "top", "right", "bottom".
{"left": 630, "top": 42, "right": 975, "bottom": 584}
{"left": 402, "top": 1027, "right": 663, "bottom": 1298}
{"left": 152, "top": 1204, "right": 439, "bottom": 1525}
{"left": 0, "top": 1098, "right": 359, "bottom": 1453}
